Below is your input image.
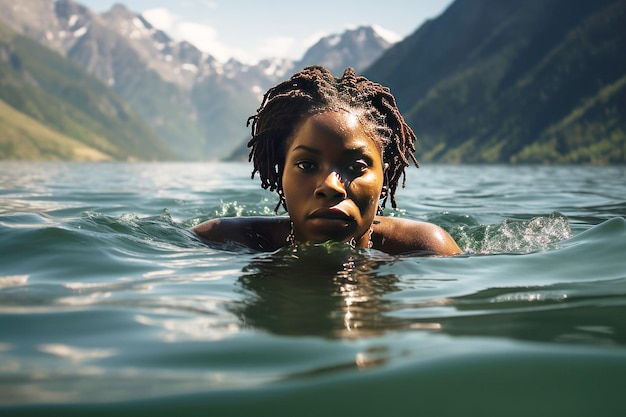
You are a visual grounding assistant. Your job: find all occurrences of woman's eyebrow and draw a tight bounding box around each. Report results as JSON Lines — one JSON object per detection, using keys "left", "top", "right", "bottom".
{"left": 291, "top": 145, "right": 321, "bottom": 154}
{"left": 345, "top": 145, "right": 373, "bottom": 155}
{"left": 292, "top": 144, "right": 374, "bottom": 157}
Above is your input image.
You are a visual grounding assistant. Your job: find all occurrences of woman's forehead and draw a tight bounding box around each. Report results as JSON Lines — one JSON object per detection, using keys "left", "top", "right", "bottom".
{"left": 301, "top": 111, "right": 375, "bottom": 139}
{"left": 288, "top": 110, "right": 382, "bottom": 151}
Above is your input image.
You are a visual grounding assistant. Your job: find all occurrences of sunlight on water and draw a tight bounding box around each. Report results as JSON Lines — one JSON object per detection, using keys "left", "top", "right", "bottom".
{"left": 0, "top": 162, "right": 625, "bottom": 415}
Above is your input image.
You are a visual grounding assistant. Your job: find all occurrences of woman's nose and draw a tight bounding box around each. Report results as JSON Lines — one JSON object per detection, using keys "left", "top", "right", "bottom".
{"left": 315, "top": 171, "right": 347, "bottom": 200}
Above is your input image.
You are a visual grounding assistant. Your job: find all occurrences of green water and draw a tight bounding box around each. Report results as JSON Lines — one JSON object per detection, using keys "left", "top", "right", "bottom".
{"left": 0, "top": 162, "right": 625, "bottom": 416}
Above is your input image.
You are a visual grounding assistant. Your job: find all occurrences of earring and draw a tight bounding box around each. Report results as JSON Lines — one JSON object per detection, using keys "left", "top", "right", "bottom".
{"left": 349, "top": 226, "right": 374, "bottom": 249}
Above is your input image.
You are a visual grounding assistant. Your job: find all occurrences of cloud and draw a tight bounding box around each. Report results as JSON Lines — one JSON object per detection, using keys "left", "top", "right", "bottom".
{"left": 142, "top": 7, "right": 240, "bottom": 63}
{"left": 257, "top": 36, "right": 296, "bottom": 60}
{"left": 142, "top": 8, "right": 176, "bottom": 32}
{"left": 180, "top": 0, "right": 217, "bottom": 9}
{"left": 371, "top": 25, "right": 402, "bottom": 44}
{"left": 175, "top": 21, "right": 218, "bottom": 50}
{"left": 302, "top": 31, "right": 328, "bottom": 49}
{"left": 140, "top": 6, "right": 324, "bottom": 64}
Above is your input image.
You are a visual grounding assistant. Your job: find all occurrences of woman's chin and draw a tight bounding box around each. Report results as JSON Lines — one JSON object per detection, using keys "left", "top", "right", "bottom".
{"left": 303, "top": 220, "right": 356, "bottom": 242}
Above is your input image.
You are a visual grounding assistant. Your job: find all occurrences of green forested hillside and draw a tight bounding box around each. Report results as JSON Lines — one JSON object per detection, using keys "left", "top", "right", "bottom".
{"left": 0, "top": 21, "right": 173, "bottom": 161}
{"left": 0, "top": 99, "right": 111, "bottom": 160}
{"left": 366, "top": 0, "right": 626, "bottom": 164}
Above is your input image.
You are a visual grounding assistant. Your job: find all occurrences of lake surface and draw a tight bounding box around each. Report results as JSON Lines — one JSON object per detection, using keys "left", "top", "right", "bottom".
{"left": 1, "top": 162, "right": 625, "bottom": 416}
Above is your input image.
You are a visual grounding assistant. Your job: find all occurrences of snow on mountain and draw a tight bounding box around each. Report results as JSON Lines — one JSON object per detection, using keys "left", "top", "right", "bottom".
{"left": 297, "top": 26, "right": 393, "bottom": 76}
{"left": 0, "top": 0, "right": 397, "bottom": 160}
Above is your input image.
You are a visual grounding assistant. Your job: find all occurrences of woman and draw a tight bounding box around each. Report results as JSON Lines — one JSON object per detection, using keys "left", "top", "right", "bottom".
{"left": 192, "top": 66, "right": 461, "bottom": 256}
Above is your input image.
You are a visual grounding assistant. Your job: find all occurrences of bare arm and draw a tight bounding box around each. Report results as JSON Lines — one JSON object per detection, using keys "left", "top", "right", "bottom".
{"left": 372, "top": 217, "right": 462, "bottom": 256}
{"left": 191, "top": 217, "right": 290, "bottom": 252}
{"left": 192, "top": 216, "right": 461, "bottom": 255}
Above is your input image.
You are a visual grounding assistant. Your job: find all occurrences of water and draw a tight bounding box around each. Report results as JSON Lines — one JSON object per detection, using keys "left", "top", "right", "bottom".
{"left": 1, "top": 162, "right": 625, "bottom": 416}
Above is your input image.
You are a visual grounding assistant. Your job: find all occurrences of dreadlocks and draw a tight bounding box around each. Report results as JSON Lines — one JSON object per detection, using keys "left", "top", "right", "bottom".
{"left": 247, "top": 65, "right": 418, "bottom": 212}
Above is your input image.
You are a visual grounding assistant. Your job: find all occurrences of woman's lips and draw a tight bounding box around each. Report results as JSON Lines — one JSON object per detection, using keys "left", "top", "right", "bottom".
{"left": 306, "top": 206, "right": 357, "bottom": 239}
{"left": 309, "top": 207, "right": 353, "bottom": 221}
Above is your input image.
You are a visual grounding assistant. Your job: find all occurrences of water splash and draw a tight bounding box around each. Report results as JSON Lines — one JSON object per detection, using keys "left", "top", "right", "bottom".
{"left": 70, "top": 209, "right": 202, "bottom": 251}
{"left": 453, "top": 212, "right": 572, "bottom": 254}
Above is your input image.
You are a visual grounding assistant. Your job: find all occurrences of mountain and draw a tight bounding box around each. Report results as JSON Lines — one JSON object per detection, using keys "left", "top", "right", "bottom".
{"left": 298, "top": 26, "right": 392, "bottom": 77}
{"left": 365, "top": 0, "right": 626, "bottom": 164}
{"left": 0, "top": 0, "right": 245, "bottom": 160}
{"left": 226, "top": 27, "right": 394, "bottom": 161}
{"left": 0, "top": 0, "right": 393, "bottom": 161}
{"left": 4, "top": 0, "right": 623, "bottom": 164}
{"left": 1, "top": 1, "right": 248, "bottom": 159}
{"left": 0, "top": 20, "right": 173, "bottom": 161}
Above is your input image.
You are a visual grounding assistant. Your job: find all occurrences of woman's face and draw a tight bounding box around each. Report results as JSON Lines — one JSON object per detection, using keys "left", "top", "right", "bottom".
{"left": 281, "top": 111, "right": 384, "bottom": 245}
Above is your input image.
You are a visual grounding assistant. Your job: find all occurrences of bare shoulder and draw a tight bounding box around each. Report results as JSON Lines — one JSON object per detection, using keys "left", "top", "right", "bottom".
{"left": 191, "top": 216, "right": 461, "bottom": 255}
{"left": 191, "top": 217, "right": 290, "bottom": 251}
{"left": 372, "top": 216, "right": 462, "bottom": 256}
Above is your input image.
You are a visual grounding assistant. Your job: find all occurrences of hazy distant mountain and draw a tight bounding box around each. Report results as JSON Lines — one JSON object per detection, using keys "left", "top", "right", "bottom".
{"left": 0, "top": 20, "right": 172, "bottom": 161}
{"left": 297, "top": 26, "right": 392, "bottom": 77}
{"left": 366, "top": 0, "right": 626, "bottom": 164}
{"left": 226, "top": 27, "right": 395, "bottom": 161}
{"left": 0, "top": 0, "right": 250, "bottom": 159}
{"left": 0, "top": 0, "right": 392, "bottom": 161}
{"left": 3, "top": 0, "right": 623, "bottom": 164}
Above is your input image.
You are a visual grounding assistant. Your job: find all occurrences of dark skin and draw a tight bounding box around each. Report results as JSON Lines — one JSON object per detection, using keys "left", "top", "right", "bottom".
{"left": 192, "top": 215, "right": 461, "bottom": 256}
{"left": 192, "top": 111, "right": 461, "bottom": 256}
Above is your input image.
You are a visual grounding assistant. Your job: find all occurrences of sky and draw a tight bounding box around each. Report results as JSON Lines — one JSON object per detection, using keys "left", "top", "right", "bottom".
{"left": 78, "top": 0, "right": 454, "bottom": 64}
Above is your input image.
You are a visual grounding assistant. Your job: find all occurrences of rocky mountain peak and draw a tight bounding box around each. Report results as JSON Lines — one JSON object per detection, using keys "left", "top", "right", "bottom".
{"left": 298, "top": 25, "right": 392, "bottom": 76}
{"left": 0, "top": 0, "right": 398, "bottom": 160}
{"left": 105, "top": 3, "right": 134, "bottom": 18}
{"left": 102, "top": 3, "right": 154, "bottom": 40}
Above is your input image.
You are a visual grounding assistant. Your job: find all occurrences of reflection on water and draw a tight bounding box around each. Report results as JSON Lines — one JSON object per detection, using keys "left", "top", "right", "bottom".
{"left": 235, "top": 242, "right": 406, "bottom": 339}
{"left": 440, "top": 276, "right": 626, "bottom": 346}
{"left": 233, "top": 216, "right": 626, "bottom": 348}
{"left": 1, "top": 162, "right": 625, "bottom": 412}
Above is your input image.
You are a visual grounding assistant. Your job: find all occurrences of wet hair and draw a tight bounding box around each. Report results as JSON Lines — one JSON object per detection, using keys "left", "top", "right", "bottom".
{"left": 247, "top": 65, "right": 418, "bottom": 212}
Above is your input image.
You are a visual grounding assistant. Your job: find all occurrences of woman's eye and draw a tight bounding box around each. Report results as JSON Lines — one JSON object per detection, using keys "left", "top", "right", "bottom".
{"left": 295, "top": 161, "right": 316, "bottom": 172}
{"left": 348, "top": 160, "right": 368, "bottom": 174}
